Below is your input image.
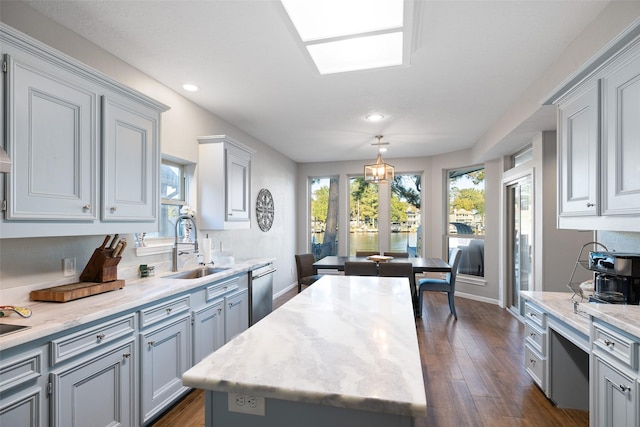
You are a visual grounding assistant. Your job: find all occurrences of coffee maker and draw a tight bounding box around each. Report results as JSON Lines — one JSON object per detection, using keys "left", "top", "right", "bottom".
{"left": 588, "top": 252, "right": 640, "bottom": 304}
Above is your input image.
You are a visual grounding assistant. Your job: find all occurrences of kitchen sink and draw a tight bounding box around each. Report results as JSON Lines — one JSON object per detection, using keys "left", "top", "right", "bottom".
{"left": 0, "top": 323, "right": 31, "bottom": 336}
{"left": 165, "top": 267, "right": 230, "bottom": 280}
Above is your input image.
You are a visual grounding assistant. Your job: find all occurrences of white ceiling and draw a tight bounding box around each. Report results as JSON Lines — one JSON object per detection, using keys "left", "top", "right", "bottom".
{"left": 20, "top": 0, "right": 609, "bottom": 163}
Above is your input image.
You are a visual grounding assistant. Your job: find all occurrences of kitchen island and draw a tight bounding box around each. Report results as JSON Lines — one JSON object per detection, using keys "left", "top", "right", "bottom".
{"left": 182, "top": 275, "right": 426, "bottom": 427}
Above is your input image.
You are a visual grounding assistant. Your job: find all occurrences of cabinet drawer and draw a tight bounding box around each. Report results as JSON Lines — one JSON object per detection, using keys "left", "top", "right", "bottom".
{"left": 593, "top": 322, "right": 638, "bottom": 370}
{"left": 0, "top": 350, "right": 43, "bottom": 392}
{"left": 525, "top": 322, "right": 546, "bottom": 355}
{"left": 206, "top": 277, "right": 239, "bottom": 302}
{"left": 139, "top": 295, "right": 191, "bottom": 328}
{"left": 525, "top": 343, "right": 546, "bottom": 389}
{"left": 524, "top": 302, "right": 546, "bottom": 329}
{"left": 51, "top": 314, "right": 135, "bottom": 365}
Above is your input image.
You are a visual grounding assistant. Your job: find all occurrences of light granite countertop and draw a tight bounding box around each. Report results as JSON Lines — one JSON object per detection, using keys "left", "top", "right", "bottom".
{"left": 0, "top": 258, "right": 273, "bottom": 351}
{"left": 520, "top": 291, "right": 590, "bottom": 335}
{"left": 521, "top": 291, "right": 640, "bottom": 338}
{"left": 181, "top": 275, "right": 427, "bottom": 418}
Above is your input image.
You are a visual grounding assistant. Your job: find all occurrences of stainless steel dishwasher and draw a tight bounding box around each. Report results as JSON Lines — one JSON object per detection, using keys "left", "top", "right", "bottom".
{"left": 249, "top": 263, "right": 276, "bottom": 325}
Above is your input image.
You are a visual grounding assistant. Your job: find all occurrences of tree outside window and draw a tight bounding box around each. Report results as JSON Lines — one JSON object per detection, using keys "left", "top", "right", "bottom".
{"left": 448, "top": 167, "right": 485, "bottom": 277}
{"left": 310, "top": 177, "right": 338, "bottom": 259}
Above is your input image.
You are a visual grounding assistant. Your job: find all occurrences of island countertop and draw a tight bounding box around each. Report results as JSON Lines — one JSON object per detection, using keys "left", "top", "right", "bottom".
{"left": 182, "top": 275, "right": 427, "bottom": 418}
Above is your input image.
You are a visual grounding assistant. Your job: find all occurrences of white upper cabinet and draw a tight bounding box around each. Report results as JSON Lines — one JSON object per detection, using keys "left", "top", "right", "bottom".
{"left": 4, "top": 52, "right": 99, "bottom": 221}
{"left": 0, "top": 24, "right": 168, "bottom": 238}
{"left": 552, "top": 26, "right": 640, "bottom": 232}
{"left": 102, "top": 95, "right": 159, "bottom": 222}
{"left": 557, "top": 79, "right": 600, "bottom": 217}
{"left": 198, "top": 135, "right": 255, "bottom": 230}
{"left": 601, "top": 42, "right": 640, "bottom": 216}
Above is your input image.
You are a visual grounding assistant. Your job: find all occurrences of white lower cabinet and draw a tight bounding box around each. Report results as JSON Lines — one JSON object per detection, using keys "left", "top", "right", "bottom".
{"left": 192, "top": 299, "right": 225, "bottom": 364}
{"left": 50, "top": 339, "right": 136, "bottom": 427}
{"left": 593, "top": 356, "right": 637, "bottom": 427}
{"left": 591, "top": 320, "right": 640, "bottom": 427}
{"left": 0, "top": 349, "right": 45, "bottom": 427}
{"left": 225, "top": 288, "right": 249, "bottom": 342}
{"left": 139, "top": 313, "right": 191, "bottom": 424}
{"left": 0, "top": 272, "right": 251, "bottom": 427}
{"left": 523, "top": 302, "right": 548, "bottom": 394}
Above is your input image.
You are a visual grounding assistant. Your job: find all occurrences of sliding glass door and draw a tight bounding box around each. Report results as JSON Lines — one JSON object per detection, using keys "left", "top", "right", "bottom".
{"left": 507, "top": 176, "right": 533, "bottom": 316}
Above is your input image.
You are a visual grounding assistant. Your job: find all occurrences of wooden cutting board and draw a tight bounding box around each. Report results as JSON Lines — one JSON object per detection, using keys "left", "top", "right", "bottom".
{"left": 30, "top": 280, "right": 125, "bottom": 303}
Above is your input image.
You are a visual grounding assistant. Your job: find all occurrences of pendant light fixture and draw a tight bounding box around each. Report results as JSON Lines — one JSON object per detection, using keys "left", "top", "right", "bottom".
{"left": 364, "top": 135, "right": 394, "bottom": 184}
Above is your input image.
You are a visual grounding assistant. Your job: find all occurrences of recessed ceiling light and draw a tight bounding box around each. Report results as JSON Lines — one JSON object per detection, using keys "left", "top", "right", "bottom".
{"left": 366, "top": 113, "right": 385, "bottom": 122}
{"left": 182, "top": 84, "right": 199, "bottom": 92}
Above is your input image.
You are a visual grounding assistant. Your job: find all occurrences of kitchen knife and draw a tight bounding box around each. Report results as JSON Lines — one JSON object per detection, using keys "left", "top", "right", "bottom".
{"left": 100, "top": 235, "right": 111, "bottom": 249}
{"left": 113, "top": 239, "right": 127, "bottom": 258}
{"left": 109, "top": 234, "right": 119, "bottom": 250}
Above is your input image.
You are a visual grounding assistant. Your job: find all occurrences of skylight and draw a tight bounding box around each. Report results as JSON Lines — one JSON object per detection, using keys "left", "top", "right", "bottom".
{"left": 280, "top": 0, "right": 410, "bottom": 75}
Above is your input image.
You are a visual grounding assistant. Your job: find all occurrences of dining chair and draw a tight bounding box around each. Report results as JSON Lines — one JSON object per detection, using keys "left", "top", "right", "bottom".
{"left": 295, "top": 253, "right": 323, "bottom": 293}
{"left": 355, "top": 251, "right": 379, "bottom": 257}
{"left": 383, "top": 251, "right": 409, "bottom": 258}
{"left": 344, "top": 261, "right": 378, "bottom": 276}
{"left": 416, "top": 248, "right": 462, "bottom": 319}
{"left": 378, "top": 262, "right": 417, "bottom": 314}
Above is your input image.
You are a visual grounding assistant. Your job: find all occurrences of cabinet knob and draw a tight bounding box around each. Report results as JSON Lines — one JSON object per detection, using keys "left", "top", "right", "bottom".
{"left": 96, "top": 333, "right": 105, "bottom": 340}
{"left": 110, "top": 206, "right": 118, "bottom": 212}
{"left": 83, "top": 204, "right": 92, "bottom": 211}
{"left": 619, "top": 384, "right": 630, "bottom": 393}
{"left": 529, "top": 359, "right": 536, "bottom": 365}
{"left": 218, "top": 308, "right": 223, "bottom": 314}
{"left": 148, "top": 341, "right": 155, "bottom": 346}
{"left": 604, "top": 339, "right": 615, "bottom": 347}
{"left": 123, "top": 353, "right": 131, "bottom": 359}
{"left": 529, "top": 333, "right": 536, "bottom": 337}
{"left": 166, "top": 307, "right": 173, "bottom": 314}
{"left": 586, "top": 202, "right": 595, "bottom": 207}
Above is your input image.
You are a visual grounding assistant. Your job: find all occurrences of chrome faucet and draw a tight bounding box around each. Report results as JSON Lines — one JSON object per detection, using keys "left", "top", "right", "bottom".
{"left": 172, "top": 215, "right": 199, "bottom": 272}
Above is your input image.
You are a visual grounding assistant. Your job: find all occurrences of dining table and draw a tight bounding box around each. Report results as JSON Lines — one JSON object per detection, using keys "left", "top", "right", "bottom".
{"left": 312, "top": 255, "right": 452, "bottom": 274}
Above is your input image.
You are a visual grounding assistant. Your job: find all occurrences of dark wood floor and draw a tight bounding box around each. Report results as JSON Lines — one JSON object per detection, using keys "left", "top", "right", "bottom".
{"left": 151, "top": 287, "right": 588, "bottom": 427}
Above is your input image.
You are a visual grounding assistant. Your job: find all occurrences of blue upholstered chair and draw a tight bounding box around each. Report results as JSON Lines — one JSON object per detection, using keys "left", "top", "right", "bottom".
{"left": 417, "top": 248, "right": 463, "bottom": 319}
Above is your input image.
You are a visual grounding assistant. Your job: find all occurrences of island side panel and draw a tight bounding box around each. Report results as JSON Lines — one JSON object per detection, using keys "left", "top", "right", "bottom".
{"left": 206, "top": 391, "right": 414, "bottom": 427}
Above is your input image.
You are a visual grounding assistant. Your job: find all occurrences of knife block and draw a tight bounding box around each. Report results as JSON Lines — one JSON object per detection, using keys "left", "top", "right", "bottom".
{"left": 79, "top": 247, "right": 122, "bottom": 283}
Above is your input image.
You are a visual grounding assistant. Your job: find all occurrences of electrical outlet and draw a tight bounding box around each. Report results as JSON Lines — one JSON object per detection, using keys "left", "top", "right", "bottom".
{"left": 228, "top": 393, "right": 265, "bottom": 416}
{"left": 63, "top": 258, "right": 76, "bottom": 277}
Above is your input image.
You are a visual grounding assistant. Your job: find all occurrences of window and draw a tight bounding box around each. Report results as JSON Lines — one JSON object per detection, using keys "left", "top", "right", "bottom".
{"left": 447, "top": 167, "right": 485, "bottom": 277}
{"left": 510, "top": 145, "right": 533, "bottom": 169}
{"left": 146, "top": 160, "right": 188, "bottom": 239}
{"left": 309, "top": 177, "right": 339, "bottom": 259}
{"left": 349, "top": 176, "right": 378, "bottom": 255}
{"left": 390, "top": 174, "right": 422, "bottom": 256}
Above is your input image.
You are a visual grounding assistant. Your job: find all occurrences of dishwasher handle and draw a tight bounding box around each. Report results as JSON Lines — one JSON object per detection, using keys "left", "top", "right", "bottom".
{"left": 252, "top": 268, "right": 277, "bottom": 279}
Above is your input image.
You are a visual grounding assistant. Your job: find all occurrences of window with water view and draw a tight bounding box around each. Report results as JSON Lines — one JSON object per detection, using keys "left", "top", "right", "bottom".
{"left": 447, "top": 167, "right": 485, "bottom": 277}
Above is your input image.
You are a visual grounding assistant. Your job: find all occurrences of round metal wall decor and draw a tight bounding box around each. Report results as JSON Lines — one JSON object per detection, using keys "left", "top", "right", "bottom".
{"left": 256, "top": 188, "right": 274, "bottom": 232}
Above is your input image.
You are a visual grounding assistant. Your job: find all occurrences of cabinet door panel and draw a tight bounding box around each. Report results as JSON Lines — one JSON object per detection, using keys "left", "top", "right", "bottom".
{"left": 193, "top": 300, "right": 225, "bottom": 364}
{"left": 51, "top": 339, "right": 135, "bottom": 427}
{"left": 594, "top": 357, "right": 637, "bottom": 427}
{"left": 0, "top": 387, "right": 42, "bottom": 426}
{"left": 5, "top": 54, "right": 98, "bottom": 220}
{"left": 603, "top": 45, "right": 640, "bottom": 215}
{"left": 558, "top": 80, "right": 599, "bottom": 216}
{"left": 225, "top": 288, "right": 248, "bottom": 342}
{"left": 140, "top": 315, "right": 191, "bottom": 423}
{"left": 226, "top": 150, "right": 250, "bottom": 221}
{"left": 102, "top": 95, "right": 159, "bottom": 222}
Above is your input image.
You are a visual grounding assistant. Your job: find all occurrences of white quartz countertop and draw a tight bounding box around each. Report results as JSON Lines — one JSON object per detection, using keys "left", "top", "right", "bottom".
{"left": 182, "top": 275, "right": 427, "bottom": 418}
{"left": 521, "top": 291, "right": 640, "bottom": 338}
{"left": 520, "top": 291, "right": 590, "bottom": 335}
{"left": 0, "top": 258, "right": 273, "bottom": 350}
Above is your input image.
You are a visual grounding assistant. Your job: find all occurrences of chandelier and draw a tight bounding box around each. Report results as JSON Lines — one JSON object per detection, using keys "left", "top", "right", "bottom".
{"left": 364, "top": 135, "right": 394, "bottom": 184}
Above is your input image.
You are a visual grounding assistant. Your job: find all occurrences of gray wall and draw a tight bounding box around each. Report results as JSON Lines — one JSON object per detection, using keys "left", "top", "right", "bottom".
{"left": 0, "top": 2, "right": 298, "bottom": 296}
